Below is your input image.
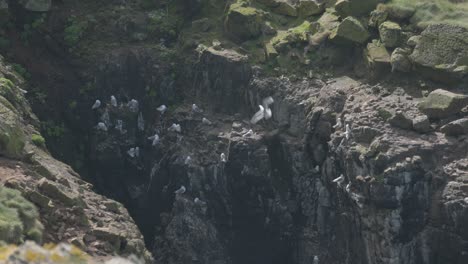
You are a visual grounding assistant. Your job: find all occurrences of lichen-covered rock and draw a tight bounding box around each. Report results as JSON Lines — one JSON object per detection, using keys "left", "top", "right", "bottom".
{"left": 410, "top": 23, "right": 468, "bottom": 81}
{"left": 0, "top": 187, "right": 43, "bottom": 244}
{"left": 225, "top": 1, "right": 264, "bottom": 41}
{"left": 419, "top": 89, "right": 468, "bottom": 119}
{"left": 391, "top": 48, "right": 412, "bottom": 72}
{"left": 18, "top": 0, "right": 51, "bottom": 12}
{"left": 379, "top": 21, "right": 401, "bottom": 47}
{"left": 0, "top": 242, "right": 144, "bottom": 263}
{"left": 335, "top": 0, "right": 378, "bottom": 17}
{"left": 329, "top": 16, "right": 369, "bottom": 44}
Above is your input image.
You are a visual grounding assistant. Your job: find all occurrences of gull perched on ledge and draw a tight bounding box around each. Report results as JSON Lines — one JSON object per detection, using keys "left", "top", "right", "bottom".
{"left": 148, "top": 134, "right": 160, "bottom": 146}
{"left": 168, "top": 123, "right": 181, "bottom": 133}
{"left": 127, "top": 99, "right": 139, "bottom": 113}
{"left": 110, "top": 95, "right": 117, "bottom": 107}
{"left": 157, "top": 105, "right": 167, "bottom": 114}
{"left": 174, "top": 185, "right": 186, "bottom": 195}
{"left": 333, "top": 174, "right": 345, "bottom": 187}
{"left": 192, "top": 103, "right": 203, "bottom": 113}
{"left": 202, "top": 117, "right": 212, "bottom": 125}
{"left": 333, "top": 117, "right": 342, "bottom": 129}
{"left": 250, "top": 96, "right": 274, "bottom": 124}
{"left": 344, "top": 124, "right": 351, "bottom": 140}
{"left": 96, "top": 122, "right": 107, "bottom": 132}
{"left": 92, "top": 99, "right": 101, "bottom": 110}
{"left": 220, "top": 153, "right": 227, "bottom": 163}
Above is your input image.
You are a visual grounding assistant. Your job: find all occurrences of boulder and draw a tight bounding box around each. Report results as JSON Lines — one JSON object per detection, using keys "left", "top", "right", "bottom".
{"left": 334, "top": 0, "right": 378, "bottom": 17}
{"left": 391, "top": 48, "right": 412, "bottom": 72}
{"left": 18, "top": 0, "right": 51, "bottom": 12}
{"left": 225, "top": 2, "right": 264, "bottom": 41}
{"left": 379, "top": 21, "right": 401, "bottom": 48}
{"left": 419, "top": 89, "right": 468, "bottom": 119}
{"left": 407, "top": 35, "right": 421, "bottom": 47}
{"left": 270, "top": 21, "right": 313, "bottom": 52}
{"left": 410, "top": 23, "right": 468, "bottom": 81}
{"left": 440, "top": 118, "right": 468, "bottom": 136}
{"left": 364, "top": 39, "right": 391, "bottom": 74}
{"left": 368, "top": 9, "right": 388, "bottom": 28}
{"left": 38, "top": 178, "right": 78, "bottom": 206}
{"left": 329, "top": 16, "right": 369, "bottom": 44}
{"left": 412, "top": 115, "right": 431, "bottom": 133}
{"left": 389, "top": 111, "right": 413, "bottom": 130}
{"left": 297, "top": 0, "right": 325, "bottom": 16}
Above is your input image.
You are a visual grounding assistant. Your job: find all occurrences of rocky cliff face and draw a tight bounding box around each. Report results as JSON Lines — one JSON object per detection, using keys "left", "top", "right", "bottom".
{"left": 0, "top": 0, "right": 467, "bottom": 264}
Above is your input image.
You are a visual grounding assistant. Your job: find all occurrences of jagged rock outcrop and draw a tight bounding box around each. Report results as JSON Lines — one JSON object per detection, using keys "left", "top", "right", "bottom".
{"left": 0, "top": 54, "right": 151, "bottom": 262}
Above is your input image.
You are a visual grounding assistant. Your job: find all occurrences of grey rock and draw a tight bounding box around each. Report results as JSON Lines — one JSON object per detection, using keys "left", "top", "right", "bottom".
{"left": 440, "top": 118, "right": 468, "bottom": 136}
{"left": 412, "top": 115, "right": 431, "bottom": 133}
{"left": 389, "top": 111, "right": 413, "bottom": 130}
{"left": 19, "top": 0, "right": 51, "bottom": 12}
{"left": 419, "top": 89, "right": 468, "bottom": 119}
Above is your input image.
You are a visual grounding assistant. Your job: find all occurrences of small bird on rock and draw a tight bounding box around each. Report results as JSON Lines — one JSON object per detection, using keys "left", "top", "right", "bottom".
{"left": 110, "top": 95, "right": 117, "bottom": 107}
{"left": 251, "top": 96, "right": 274, "bottom": 124}
{"left": 157, "top": 105, "right": 167, "bottom": 114}
{"left": 192, "top": 104, "right": 203, "bottom": 113}
{"left": 148, "top": 134, "right": 160, "bottom": 146}
{"left": 220, "top": 153, "right": 227, "bottom": 163}
{"left": 242, "top": 129, "right": 253, "bottom": 137}
{"left": 174, "top": 185, "right": 186, "bottom": 195}
{"left": 202, "top": 117, "right": 212, "bottom": 125}
{"left": 251, "top": 105, "right": 265, "bottom": 124}
{"left": 333, "top": 117, "right": 342, "bottom": 129}
{"left": 138, "top": 112, "right": 145, "bottom": 131}
{"left": 92, "top": 100, "right": 101, "bottom": 110}
{"left": 333, "top": 174, "right": 345, "bottom": 187}
{"left": 313, "top": 256, "right": 319, "bottom": 264}
{"left": 127, "top": 99, "right": 139, "bottom": 113}
{"left": 168, "top": 123, "right": 181, "bottom": 133}
{"left": 127, "top": 148, "right": 136, "bottom": 158}
{"left": 185, "top": 156, "right": 192, "bottom": 165}
{"left": 96, "top": 122, "right": 107, "bottom": 132}
{"left": 344, "top": 124, "right": 351, "bottom": 140}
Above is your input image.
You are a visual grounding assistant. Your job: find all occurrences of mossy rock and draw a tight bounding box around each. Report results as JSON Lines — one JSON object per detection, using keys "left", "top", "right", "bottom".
{"left": 18, "top": 0, "right": 51, "bottom": 12}
{"left": 0, "top": 124, "right": 25, "bottom": 159}
{"left": 225, "top": 1, "right": 265, "bottom": 41}
{"left": 379, "top": 21, "right": 401, "bottom": 48}
{"left": 273, "top": 1, "right": 297, "bottom": 17}
{"left": 0, "top": 187, "right": 43, "bottom": 244}
{"left": 270, "top": 21, "right": 314, "bottom": 52}
{"left": 329, "top": 16, "right": 369, "bottom": 44}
